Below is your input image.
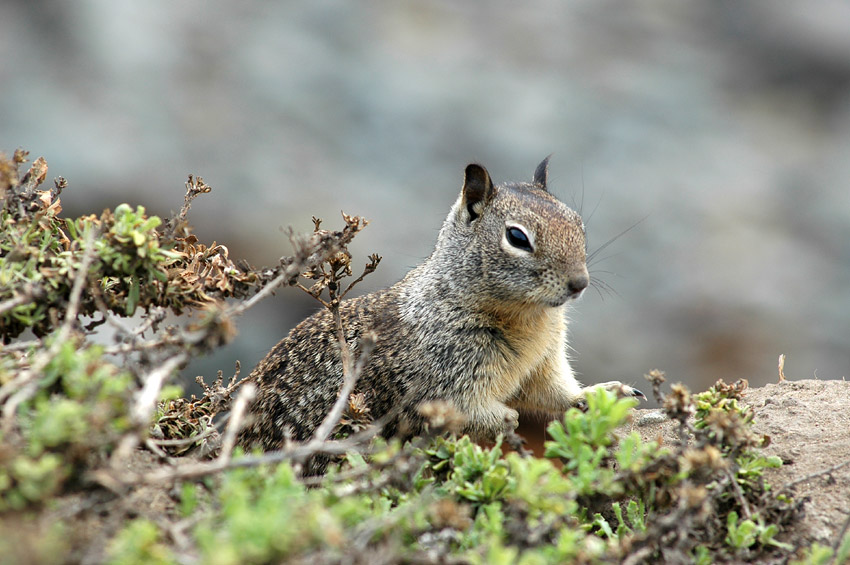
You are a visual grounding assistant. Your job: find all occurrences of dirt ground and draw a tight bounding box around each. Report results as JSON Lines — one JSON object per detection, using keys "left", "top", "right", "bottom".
{"left": 635, "top": 378, "right": 850, "bottom": 551}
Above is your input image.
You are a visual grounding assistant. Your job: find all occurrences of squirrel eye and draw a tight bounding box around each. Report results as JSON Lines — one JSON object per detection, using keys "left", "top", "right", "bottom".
{"left": 506, "top": 226, "right": 533, "bottom": 251}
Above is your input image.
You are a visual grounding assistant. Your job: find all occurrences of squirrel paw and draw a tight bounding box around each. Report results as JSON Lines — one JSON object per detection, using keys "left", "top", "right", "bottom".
{"left": 577, "top": 381, "right": 646, "bottom": 410}
{"left": 503, "top": 407, "right": 520, "bottom": 432}
{"left": 466, "top": 404, "right": 519, "bottom": 442}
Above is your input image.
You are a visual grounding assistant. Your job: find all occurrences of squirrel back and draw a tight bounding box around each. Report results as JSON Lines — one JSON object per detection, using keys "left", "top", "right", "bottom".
{"left": 239, "top": 158, "right": 642, "bottom": 467}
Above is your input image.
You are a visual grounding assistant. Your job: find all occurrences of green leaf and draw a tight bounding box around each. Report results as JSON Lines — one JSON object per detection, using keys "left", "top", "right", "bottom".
{"left": 140, "top": 216, "right": 162, "bottom": 232}
{"left": 790, "top": 543, "right": 834, "bottom": 565}
{"left": 114, "top": 203, "right": 132, "bottom": 217}
{"left": 594, "top": 513, "right": 615, "bottom": 539}
{"left": 126, "top": 276, "right": 140, "bottom": 316}
{"left": 726, "top": 511, "right": 758, "bottom": 549}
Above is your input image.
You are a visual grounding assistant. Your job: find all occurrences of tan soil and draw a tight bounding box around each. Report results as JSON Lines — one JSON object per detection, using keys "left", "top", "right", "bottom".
{"left": 634, "top": 378, "right": 850, "bottom": 551}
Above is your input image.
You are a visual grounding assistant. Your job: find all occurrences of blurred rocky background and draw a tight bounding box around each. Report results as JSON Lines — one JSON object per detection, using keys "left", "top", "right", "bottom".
{"left": 2, "top": 1, "right": 848, "bottom": 402}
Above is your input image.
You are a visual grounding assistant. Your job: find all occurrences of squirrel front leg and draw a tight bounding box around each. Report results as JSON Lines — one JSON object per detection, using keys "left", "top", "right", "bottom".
{"left": 507, "top": 353, "right": 583, "bottom": 417}
{"left": 508, "top": 354, "right": 644, "bottom": 419}
{"left": 462, "top": 400, "right": 520, "bottom": 442}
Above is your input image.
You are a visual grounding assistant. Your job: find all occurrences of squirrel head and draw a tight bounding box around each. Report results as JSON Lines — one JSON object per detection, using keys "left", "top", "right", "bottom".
{"left": 446, "top": 157, "right": 589, "bottom": 308}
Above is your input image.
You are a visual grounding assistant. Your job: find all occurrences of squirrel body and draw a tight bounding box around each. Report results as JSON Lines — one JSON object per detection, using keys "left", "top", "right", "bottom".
{"left": 239, "top": 158, "right": 642, "bottom": 461}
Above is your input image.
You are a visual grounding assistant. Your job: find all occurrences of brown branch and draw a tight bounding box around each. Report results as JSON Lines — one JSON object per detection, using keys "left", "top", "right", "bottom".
{"left": 92, "top": 424, "right": 386, "bottom": 488}
{"left": 726, "top": 468, "right": 752, "bottom": 519}
{"left": 832, "top": 511, "right": 850, "bottom": 562}
{"left": 111, "top": 351, "right": 190, "bottom": 464}
{"left": 132, "top": 353, "right": 190, "bottom": 429}
{"left": 295, "top": 281, "right": 331, "bottom": 308}
{"left": 227, "top": 270, "right": 289, "bottom": 317}
{"left": 307, "top": 325, "right": 375, "bottom": 446}
{"left": 56, "top": 229, "right": 98, "bottom": 343}
{"left": 92, "top": 212, "right": 378, "bottom": 486}
{"left": 19, "top": 156, "right": 48, "bottom": 196}
{"left": 165, "top": 174, "right": 211, "bottom": 238}
{"left": 149, "top": 427, "right": 219, "bottom": 448}
{"left": 0, "top": 339, "right": 40, "bottom": 351}
{"left": 341, "top": 253, "right": 382, "bottom": 299}
{"left": 780, "top": 459, "right": 850, "bottom": 492}
{"left": 0, "top": 285, "right": 38, "bottom": 315}
{"left": 228, "top": 212, "right": 370, "bottom": 319}
{"left": 88, "top": 281, "right": 167, "bottom": 343}
{"left": 300, "top": 430, "right": 435, "bottom": 489}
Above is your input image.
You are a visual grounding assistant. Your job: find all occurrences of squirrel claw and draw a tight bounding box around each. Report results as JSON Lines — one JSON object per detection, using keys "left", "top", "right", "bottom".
{"left": 583, "top": 381, "right": 647, "bottom": 403}
{"left": 616, "top": 384, "right": 647, "bottom": 402}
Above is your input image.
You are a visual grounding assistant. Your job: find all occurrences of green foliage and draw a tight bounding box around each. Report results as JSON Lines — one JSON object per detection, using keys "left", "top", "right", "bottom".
{"left": 693, "top": 378, "right": 753, "bottom": 433}
{"left": 0, "top": 195, "right": 177, "bottom": 331}
{"left": 797, "top": 530, "right": 850, "bottom": 565}
{"left": 544, "top": 389, "right": 640, "bottom": 496}
{"left": 191, "top": 463, "right": 375, "bottom": 565}
{"left": 594, "top": 499, "right": 647, "bottom": 540}
{"left": 107, "top": 519, "right": 176, "bottom": 565}
{"left": 736, "top": 450, "right": 783, "bottom": 490}
{"left": 94, "top": 203, "right": 180, "bottom": 314}
{"left": 442, "top": 436, "right": 512, "bottom": 504}
{"left": 0, "top": 338, "right": 133, "bottom": 510}
{"left": 0, "top": 453, "right": 65, "bottom": 510}
{"left": 506, "top": 453, "right": 577, "bottom": 518}
{"left": 726, "top": 511, "right": 793, "bottom": 552}
{"left": 725, "top": 510, "right": 759, "bottom": 549}
{"left": 543, "top": 390, "right": 662, "bottom": 508}
{"left": 125, "top": 391, "right": 649, "bottom": 564}
{"left": 127, "top": 385, "right": 795, "bottom": 564}
{"left": 1, "top": 153, "right": 261, "bottom": 339}
{"left": 692, "top": 544, "right": 712, "bottom": 565}
{"left": 840, "top": 528, "right": 850, "bottom": 565}
{"left": 791, "top": 543, "right": 835, "bottom": 565}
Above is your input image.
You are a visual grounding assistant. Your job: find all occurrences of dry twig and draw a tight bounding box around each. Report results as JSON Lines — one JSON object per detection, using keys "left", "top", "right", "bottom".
{"left": 219, "top": 383, "right": 257, "bottom": 464}
{"left": 780, "top": 459, "right": 850, "bottom": 492}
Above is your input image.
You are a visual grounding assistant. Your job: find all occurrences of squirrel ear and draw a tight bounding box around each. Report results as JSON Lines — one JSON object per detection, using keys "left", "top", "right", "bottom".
{"left": 533, "top": 156, "right": 551, "bottom": 190}
{"left": 462, "top": 164, "right": 495, "bottom": 222}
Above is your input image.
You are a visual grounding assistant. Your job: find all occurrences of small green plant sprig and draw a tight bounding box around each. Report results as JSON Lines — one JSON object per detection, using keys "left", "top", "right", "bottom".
{"left": 593, "top": 499, "right": 647, "bottom": 541}
{"left": 790, "top": 532, "right": 850, "bottom": 565}
{"left": 692, "top": 379, "right": 783, "bottom": 490}
{"left": 107, "top": 519, "right": 175, "bottom": 565}
{"left": 726, "top": 510, "right": 793, "bottom": 552}
{"left": 545, "top": 388, "right": 652, "bottom": 497}
{"left": 666, "top": 377, "right": 797, "bottom": 560}
{"left": 70, "top": 203, "right": 182, "bottom": 316}
{"left": 441, "top": 436, "right": 512, "bottom": 504}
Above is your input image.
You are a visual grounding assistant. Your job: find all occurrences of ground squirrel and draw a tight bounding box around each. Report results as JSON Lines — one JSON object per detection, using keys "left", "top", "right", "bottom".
{"left": 238, "top": 158, "right": 644, "bottom": 464}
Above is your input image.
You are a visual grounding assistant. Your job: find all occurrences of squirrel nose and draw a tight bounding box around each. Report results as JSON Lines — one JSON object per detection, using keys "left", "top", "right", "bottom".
{"left": 567, "top": 273, "right": 589, "bottom": 297}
